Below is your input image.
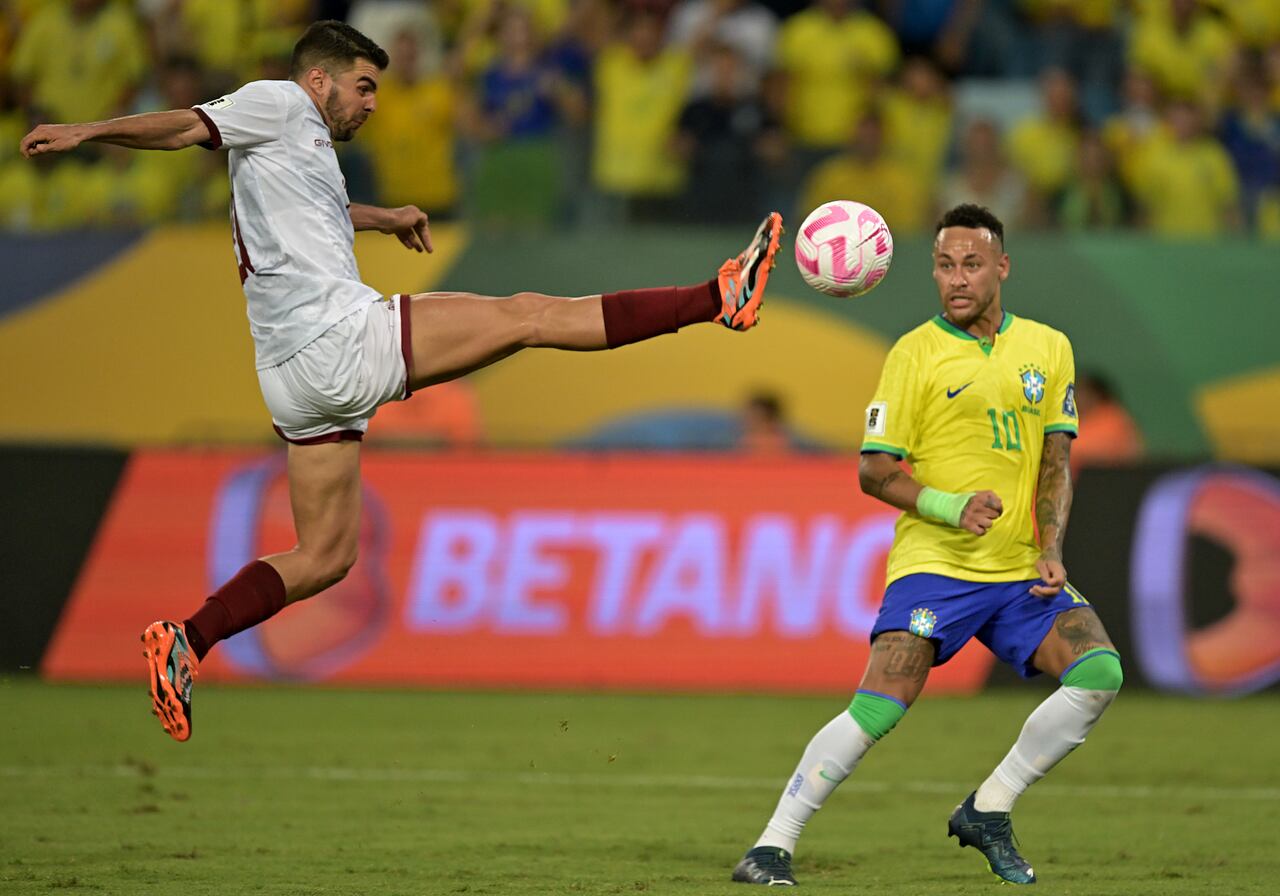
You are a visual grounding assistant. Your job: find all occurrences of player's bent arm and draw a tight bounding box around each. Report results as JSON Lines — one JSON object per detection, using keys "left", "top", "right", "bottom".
{"left": 348, "top": 202, "right": 393, "bottom": 232}
{"left": 859, "top": 451, "right": 923, "bottom": 513}
{"left": 21, "top": 109, "right": 210, "bottom": 157}
{"left": 349, "top": 203, "right": 433, "bottom": 253}
{"left": 860, "top": 452, "right": 1001, "bottom": 535}
{"left": 1035, "top": 431, "right": 1074, "bottom": 562}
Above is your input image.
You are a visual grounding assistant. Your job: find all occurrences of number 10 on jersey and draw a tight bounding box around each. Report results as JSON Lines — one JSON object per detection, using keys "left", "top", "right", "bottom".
{"left": 987, "top": 408, "right": 1022, "bottom": 451}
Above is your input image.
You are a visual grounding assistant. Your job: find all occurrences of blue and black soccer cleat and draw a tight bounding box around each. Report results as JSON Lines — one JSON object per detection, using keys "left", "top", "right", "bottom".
{"left": 948, "top": 791, "right": 1036, "bottom": 884}
{"left": 732, "top": 845, "right": 797, "bottom": 886}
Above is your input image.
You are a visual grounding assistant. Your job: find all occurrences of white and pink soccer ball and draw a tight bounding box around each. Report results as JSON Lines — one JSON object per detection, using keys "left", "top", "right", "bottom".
{"left": 794, "top": 200, "right": 894, "bottom": 298}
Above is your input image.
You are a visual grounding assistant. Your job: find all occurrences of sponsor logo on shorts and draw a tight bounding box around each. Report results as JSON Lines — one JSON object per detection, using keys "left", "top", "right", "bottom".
{"left": 908, "top": 607, "right": 937, "bottom": 638}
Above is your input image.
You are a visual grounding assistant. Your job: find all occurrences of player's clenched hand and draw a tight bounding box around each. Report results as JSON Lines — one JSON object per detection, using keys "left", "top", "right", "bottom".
{"left": 1030, "top": 556, "right": 1067, "bottom": 597}
{"left": 20, "top": 124, "right": 87, "bottom": 158}
{"left": 384, "top": 205, "right": 433, "bottom": 253}
{"left": 960, "top": 490, "right": 1002, "bottom": 536}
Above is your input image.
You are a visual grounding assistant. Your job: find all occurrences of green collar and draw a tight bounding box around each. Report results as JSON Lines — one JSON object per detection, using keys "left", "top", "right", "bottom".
{"left": 932, "top": 312, "right": 1013, "bottom": 356}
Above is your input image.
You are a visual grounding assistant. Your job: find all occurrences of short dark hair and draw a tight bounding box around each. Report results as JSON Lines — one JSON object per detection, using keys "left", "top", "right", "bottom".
{"left": 936, "top": 203, "right": 1005, "bottom": 247}
{"left": 290, "top": 20, "right": 388, "bottom": 79}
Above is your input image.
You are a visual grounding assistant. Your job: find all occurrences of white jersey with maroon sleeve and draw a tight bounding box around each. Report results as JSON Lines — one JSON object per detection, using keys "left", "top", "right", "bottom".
{"left": 193, "top": 80, "right": 381, "bottom": 369}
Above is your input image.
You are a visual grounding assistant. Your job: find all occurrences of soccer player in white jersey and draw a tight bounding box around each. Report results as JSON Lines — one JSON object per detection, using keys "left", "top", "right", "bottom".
{"left": 730, "top": 205, "right": 1123, "bottom": 886}
{"left": 20, "top": 20, "right": 783, "bottom": 743}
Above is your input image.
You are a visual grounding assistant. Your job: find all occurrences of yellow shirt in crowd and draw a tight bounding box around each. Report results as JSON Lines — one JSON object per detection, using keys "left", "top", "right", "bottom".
{"left": 1202, "top": 0, "right": 1280, "bottom": 47}
{"left": 775, "top": 8, "right": 899, "bottom": 149}
{"left": 9, "top": 0, "right": 147, "bottom": 124}
{"left": 1101, "top": 117, "right": 1166, "bottom": 195}
{"left": 361, "top": 74, "right": 461, "bottom": 213}
{"left": 1133, "top": 135, "right": 1239, "bottom": 237}
{"left": 1129, "top": 6, "right": 1235, "bottom": 104}
{"left": 1007, "top": 116, "right": 1079, "bottom": 194}
{"left": 881, "top": 89, "right": 952, "bottom": 192}
{"left": 177, "top": 0, "right": 253, "bottom": 77}
{"left": 592, "top": 44, "right": 691, "bottom": 196}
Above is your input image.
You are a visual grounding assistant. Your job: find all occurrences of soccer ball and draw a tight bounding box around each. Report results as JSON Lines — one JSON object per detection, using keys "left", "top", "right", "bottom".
{"left": 794, "top": 200, "right": 894, "bottom": 298}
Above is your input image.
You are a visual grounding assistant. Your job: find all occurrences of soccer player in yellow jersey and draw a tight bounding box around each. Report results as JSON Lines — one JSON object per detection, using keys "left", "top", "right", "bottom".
{"left": 733, "top": 205, "right": 1123, "bottom": 887}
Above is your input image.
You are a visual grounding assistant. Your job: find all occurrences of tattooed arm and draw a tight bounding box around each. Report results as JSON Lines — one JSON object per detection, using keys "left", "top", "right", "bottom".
{"left": 860, "top": 452, "right": 1004, "bottom": 536}
{"left": 859, "top": 452, "right": 923, "bottom": 513}
{"left": 865, "top": 455, "right": 1003, "bottom": 532}
{"left": 1031, "top": 431, "right": 1074, "bottom": 597}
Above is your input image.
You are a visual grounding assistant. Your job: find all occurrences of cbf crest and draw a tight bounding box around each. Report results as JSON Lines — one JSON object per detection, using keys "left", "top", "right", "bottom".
{"left": 1019, "top": 364, "right": 1046, "bottom": 404}
{"left": 908, "top": 607, "right": 937, "bottom": 638}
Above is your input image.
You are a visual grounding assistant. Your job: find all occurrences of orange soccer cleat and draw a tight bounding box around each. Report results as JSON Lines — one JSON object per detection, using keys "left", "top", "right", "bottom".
{"left": 717, "top": 211, "right": 783, "bottom": 331}
{"left": 141, "top": 620, "right": 199, "bottom": 742}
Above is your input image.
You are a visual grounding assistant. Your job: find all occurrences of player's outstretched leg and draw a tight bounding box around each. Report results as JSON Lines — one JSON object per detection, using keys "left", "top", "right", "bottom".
{"left": 141, "top": 620, "right": 199, "bottom": 742}
{"left": 400, "top": 213, "right": 784, "bottom": 389}
{"left": 718, "top": 211, "right": 783, "bottom": 331}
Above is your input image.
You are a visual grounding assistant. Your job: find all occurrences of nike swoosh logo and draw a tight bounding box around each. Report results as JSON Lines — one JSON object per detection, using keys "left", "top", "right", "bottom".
{"left": 946, "top": 383, "right": 973, "bottom": 398}
{"left": 818, "top": 770, "right": 842, "bottom": 783}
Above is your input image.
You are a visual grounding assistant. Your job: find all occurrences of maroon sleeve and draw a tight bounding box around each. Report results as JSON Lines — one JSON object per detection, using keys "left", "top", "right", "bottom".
{"left": 192, "top": 107, "right": 222, "bottom": 150}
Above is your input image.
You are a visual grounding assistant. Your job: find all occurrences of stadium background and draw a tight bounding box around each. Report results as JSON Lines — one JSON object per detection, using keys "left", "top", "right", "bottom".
{"left": 3, "top": 2, "right": 1280, "bottom": 893}
{"left": 2, "top": 0, "right": 1278, "bottom": 692}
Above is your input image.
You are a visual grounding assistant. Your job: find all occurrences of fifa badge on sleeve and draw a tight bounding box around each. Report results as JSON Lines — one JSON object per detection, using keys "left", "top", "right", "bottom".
{"left": 866, "top": 401, "right": 887, "bottom": 436}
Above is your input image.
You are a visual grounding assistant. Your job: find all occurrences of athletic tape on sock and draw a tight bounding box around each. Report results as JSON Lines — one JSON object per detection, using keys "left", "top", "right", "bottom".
{"left": 1060, "top": 648, "right": 1124, "bottom": 691}
{"left": 847, "top": 690, "right": 908, "bottom": 741}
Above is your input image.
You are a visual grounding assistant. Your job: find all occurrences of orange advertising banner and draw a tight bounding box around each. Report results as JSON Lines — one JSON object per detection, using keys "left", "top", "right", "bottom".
{"left": 43, "top": 451, "right": 994, "bottom": 693}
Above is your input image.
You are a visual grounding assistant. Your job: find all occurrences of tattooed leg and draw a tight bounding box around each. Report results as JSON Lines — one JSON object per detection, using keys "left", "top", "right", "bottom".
{"left": 1031, "top": 607, "right": 1116, "bottom": 679}
{"left": 858, "top": 631, "right": 937, "bottom": 706}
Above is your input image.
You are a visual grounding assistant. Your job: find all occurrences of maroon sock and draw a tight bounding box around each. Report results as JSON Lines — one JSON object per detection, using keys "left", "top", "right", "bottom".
{"left": 183, "top": 560, "right": 287, "bottom": 661}
{"left": 601, "top": 280, "right": 720, "bottom": 348}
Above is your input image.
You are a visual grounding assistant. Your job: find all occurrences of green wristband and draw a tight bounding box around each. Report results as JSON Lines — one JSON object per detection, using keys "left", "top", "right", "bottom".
{"left": 917, "top": 487, "right": 974, "bottom": 528}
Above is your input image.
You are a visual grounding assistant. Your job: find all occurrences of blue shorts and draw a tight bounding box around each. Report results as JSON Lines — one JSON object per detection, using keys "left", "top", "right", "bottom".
{"left": 870, "top": 573, "right": 1091, "bottom": 678}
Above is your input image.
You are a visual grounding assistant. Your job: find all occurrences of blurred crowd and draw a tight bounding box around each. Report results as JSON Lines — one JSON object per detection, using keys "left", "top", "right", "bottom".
{"left": 2, "top": 0, "right": 1279, "bottom": 239}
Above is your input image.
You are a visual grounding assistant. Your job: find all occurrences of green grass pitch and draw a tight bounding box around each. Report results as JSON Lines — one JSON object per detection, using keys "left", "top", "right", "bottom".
{"left": 2, "top": 679, "right": 1278, "bottom": 895}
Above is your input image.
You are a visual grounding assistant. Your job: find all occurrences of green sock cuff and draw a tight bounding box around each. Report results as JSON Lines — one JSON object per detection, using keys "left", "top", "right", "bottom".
{"left": 1060, "top": 648, "right": 1124, "bottom": 691}
{"left": 916, "top": 487, "right": 973, "bottom": 528}
{"left": 848, "top": 690, "right": 908, "bottom": 741}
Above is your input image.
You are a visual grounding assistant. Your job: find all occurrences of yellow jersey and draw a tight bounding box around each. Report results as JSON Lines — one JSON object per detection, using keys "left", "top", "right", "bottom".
{"left": 775, "top": 9, "right": 899, "bottom": 148}
{"left": 1133, "top": 136, "right": 1239, "bottom": 238}
{"left": 862, "top": 312, "right": 1078, "bottom": 585}
{"left": 592, "top": 44, "right": 691, "bottom": 196}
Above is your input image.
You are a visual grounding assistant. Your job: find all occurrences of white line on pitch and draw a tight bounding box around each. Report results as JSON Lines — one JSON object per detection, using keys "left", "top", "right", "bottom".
{"left": 3, "top": 764, "right": 1279, "bottom": 802}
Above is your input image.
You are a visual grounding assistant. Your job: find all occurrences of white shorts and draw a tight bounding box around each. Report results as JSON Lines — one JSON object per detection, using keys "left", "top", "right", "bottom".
{"left": 258, "top": 295, "right": 413, "bottom": 444}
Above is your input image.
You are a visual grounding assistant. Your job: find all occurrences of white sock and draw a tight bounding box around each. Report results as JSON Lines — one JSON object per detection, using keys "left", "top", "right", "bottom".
{"left": 754, "top": 711, "right": 876, "bottom": 853}
{"left": 974, "top": 686, "right": 1118, "bottom": 813}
